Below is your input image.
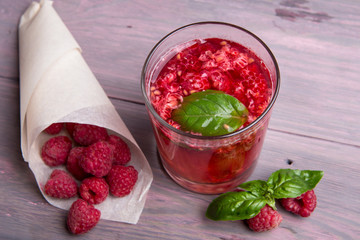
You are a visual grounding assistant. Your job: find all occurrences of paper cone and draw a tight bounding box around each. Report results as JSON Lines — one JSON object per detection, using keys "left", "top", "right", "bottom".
{"left": 19, "top": 0, "right": 153, "bottom": 224}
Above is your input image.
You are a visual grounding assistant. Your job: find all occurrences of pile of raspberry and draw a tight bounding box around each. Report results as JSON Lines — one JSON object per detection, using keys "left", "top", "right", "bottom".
{"left": 41, "top": 122, "right": 138, "bottom": 235}
{"left": 246, "top": 189, "right": 318, "bottom": 232}
{"left": 150, "top": 38, "right": 271, "bottom": 127}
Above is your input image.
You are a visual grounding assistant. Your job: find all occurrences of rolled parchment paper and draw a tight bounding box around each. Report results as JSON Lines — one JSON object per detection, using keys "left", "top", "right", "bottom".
{"left": 19, "top": 0, "right": 153, "bottom": 224}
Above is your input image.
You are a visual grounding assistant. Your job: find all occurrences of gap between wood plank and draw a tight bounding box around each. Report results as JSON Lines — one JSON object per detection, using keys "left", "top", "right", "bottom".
{"left": 268, "top": 128, "right": 359, "bottom": 149}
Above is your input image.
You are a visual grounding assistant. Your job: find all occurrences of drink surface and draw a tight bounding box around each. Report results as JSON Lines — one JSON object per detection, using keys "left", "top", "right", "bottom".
{"left": 150, "top": 38, "right": 272, "bottom": 132}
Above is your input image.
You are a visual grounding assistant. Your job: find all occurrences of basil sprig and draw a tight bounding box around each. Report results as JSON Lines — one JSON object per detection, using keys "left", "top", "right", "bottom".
{"left": 206, "top": 169, "right": 323, "bottom": 221}
{"left": 171, "top": 90, "right": 248, "bottom": 136}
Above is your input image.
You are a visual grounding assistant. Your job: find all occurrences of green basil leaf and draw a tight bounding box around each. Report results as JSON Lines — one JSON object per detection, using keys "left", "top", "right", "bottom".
{"left": 206, "top": 191, "right": 266, "bottom": 221}
{"left": 172, "top": 90, "right": 248, "bottom": 136}
{"left": 239, "top": 180, "right": 277, "bottom": 210}
{"left": 238, "top": 180, "right": 268, "bottom": 197}
{"left": 267, "top": 169, "right": 324, "bottom": 199}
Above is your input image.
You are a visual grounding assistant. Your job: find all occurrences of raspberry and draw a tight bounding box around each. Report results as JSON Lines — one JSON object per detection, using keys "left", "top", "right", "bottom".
{"left": 208, "top": 70, "right": 232, "bottom": 93}
{"left": 280, "top": 190, "right": 317, "bottom": 217}
{"left": 44, "top": 123, "right": 63, "bottom": 135}
{"left": 41, "top": 136, "right": 72, "bottom": 166}
{"left": 246, "top": 205, "right": 282, "bottom": 232}
{"left": 207, "top": 143, "right": 245, "bottom": 183}
{"left": 152, "top": 92, "right": 183, "bottom": 120}
{"left": 79, "top": 177, "right": 109, "bottom": 205}
{"left": 107, "top": 135, "right": 131, "bottom": 165}
{"left": 180, "top": 72, "right": 210, "bottom": 94}
{"left": 73, "top": 124, "right": 108, "bottom": 146}
{"left": 106, "top": 165, "right": 138, "bottom": 197}
{"left": 66, "top": 147, "right": 89, "bottom": 180}
{"left": 65, "top": 122, "right": 76, "bottom": 136}
{"left": 80, "top": 141, "right": 113, "bottom": 177}
{"left": 237, "top": 64, "right": 270, "bottom": 118}
{"left": 67, "top": 199, "right": 101, "bottom": 235}
{"left": 44, "top": 169, "right": 78, "bottom": 199}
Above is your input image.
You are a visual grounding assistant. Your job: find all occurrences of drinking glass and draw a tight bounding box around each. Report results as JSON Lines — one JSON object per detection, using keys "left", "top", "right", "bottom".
{"left": 141, "top": 22, "right": 280, "bottom": 194}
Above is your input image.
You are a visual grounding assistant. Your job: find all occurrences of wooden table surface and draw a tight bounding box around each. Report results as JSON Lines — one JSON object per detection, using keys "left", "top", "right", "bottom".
{"left": 1, "top": 0, "right": 359, "bottom": 239}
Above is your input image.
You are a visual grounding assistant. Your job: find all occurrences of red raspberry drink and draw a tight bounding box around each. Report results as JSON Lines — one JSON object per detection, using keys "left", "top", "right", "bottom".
{"left": 142, "top": 22, "right": 280, "bottom": 194}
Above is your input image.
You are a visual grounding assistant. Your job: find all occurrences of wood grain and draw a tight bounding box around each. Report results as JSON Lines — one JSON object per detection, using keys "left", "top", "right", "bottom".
{"left": 0, "top": 0, "right": 359, "bottom": 239}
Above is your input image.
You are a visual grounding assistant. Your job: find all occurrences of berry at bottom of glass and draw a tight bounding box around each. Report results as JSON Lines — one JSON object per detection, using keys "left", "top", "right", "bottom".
{"left": 142, "top": 23, "right": 279, "bottom": 194}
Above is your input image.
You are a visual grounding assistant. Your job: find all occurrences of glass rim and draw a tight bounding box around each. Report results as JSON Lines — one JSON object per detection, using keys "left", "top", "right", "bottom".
{"left": 141, "top": 21, "right": 280, "bottom": 140}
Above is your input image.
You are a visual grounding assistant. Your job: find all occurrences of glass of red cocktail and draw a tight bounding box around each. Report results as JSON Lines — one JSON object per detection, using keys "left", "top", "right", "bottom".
{"left": 141, "top": 22, "right": 280, "bottom": 194}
